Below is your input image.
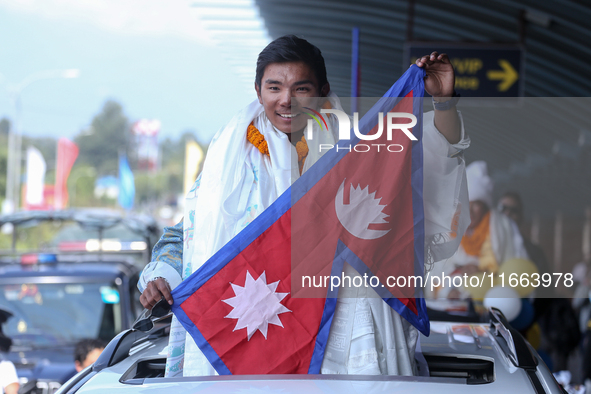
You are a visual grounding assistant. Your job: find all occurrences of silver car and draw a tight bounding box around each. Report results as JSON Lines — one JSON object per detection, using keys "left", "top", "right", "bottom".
{"left": 56, "top": 308, "right": 564, "bottom": 394}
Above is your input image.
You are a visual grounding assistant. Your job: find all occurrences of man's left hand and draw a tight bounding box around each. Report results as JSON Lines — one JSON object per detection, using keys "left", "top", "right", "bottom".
{"left": 415, "top": 52, "right": 455, "bottom": 99}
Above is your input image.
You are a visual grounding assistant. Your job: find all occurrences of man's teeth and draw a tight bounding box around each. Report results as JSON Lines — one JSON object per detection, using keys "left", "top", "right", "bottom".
{"left": 278, "top": 113, "right": 299, "bottom": 118}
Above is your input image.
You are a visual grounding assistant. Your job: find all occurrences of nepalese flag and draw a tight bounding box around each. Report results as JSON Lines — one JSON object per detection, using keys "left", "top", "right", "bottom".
{"left": 171, "top": 65, "right": 428, "bottom": 375}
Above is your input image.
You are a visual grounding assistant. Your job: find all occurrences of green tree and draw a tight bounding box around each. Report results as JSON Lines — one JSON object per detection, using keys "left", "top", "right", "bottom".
{"left": 67, "top": 165, "right": 98, "bottom": 207}
{"left": 0, "top": 139, "right": 6, "bottom": 200}
{"left": 134, "top": 130, "right": 205, "bottom": 208}
{"left": 0, "top": 118, "right": 9, "bottom": 137}
{"left": 160, "top": 130, "right": 200, "bottom": 168}
{"left": 74, "top": 100, "right": 130, "bottom": 175}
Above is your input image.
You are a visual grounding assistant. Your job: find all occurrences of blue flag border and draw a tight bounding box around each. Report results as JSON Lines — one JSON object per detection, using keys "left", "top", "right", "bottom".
{"left": 118, "top": 154, "right": 135, "bottom": 210}
{"left": 171, "top": 65, "right": 428, "bottom": 375}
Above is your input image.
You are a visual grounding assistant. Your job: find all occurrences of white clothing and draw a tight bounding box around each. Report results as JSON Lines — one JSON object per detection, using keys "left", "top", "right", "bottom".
{"left": 466, "top": 161, "right": 494, "bottom": 206}
{"left": 143, "top": 96, "right": 470, "bottom": 376}
{"left": 432, "top": 210, "right": 528, "bottom": 278}
{"left": 0, "top": 360, "right": 19, "bottom": 393}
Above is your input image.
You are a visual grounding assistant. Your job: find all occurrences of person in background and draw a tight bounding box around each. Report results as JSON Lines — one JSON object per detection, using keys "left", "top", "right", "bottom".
{"left": 498, "top": 191, "right": 580, "bottom": 373}
{"left": 0, "top": 308, "right": 19, "bottom": 394}
{"left": 497, "top": 191, "right": 551, "bottom": 284}
{"left": 430, "top": 161, "right": 529, "bottom": 298}
{"left": 74, "top": 339, "right": 105, "bottom": 372}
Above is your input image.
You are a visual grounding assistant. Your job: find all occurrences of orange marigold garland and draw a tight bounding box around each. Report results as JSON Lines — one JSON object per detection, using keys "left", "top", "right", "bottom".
{"left": 246, "top": 122, "right": 269, "bottom": 156}
{"left": 461, "top": 211, "right": 491, "bottom": 256}
{"left": 296, "top": 136, "right": 309, "bottom": 173}
{"left": 246, "top": 122, "right": 310, "bottom": 174}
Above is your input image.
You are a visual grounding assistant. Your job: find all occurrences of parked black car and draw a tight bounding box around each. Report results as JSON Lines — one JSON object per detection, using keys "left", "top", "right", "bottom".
{"left": 0, "top": 209, "right": 160, "bottom": 394}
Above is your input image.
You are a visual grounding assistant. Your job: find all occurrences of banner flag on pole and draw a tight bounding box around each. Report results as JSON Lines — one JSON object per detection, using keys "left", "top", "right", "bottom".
{"left": 54, "top": 138, "right": 79, "bottom": 209}
{"left": 118, "top": 154, "right": 135, "bottom": 210}
{"left": 172, "top": 65, "right": 427, "bottom": 375}
{"left": 25, "top": 146, "right": 46, "bottom": 208}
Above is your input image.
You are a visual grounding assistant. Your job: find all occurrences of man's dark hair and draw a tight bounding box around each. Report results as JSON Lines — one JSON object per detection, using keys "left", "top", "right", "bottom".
{"left": 0, "top": 334, "right": 11, "bottom": 353}
{"left": 255, "top": 35, "right": 328, "bottom": 91}
{"left": 501, "top": 191, "right": 524, "bottom": 211}
{"left": 0, "top": 308, "right": 13, "bottom": 352}
{"left": 74, "top": 338, "right": 106, "bottom": 364}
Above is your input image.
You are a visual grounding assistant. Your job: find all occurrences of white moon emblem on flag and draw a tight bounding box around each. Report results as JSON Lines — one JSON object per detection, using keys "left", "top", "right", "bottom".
{"left": 223, "top": 271, "right": 291, "bottom": 340}
{"left": 335, "top": 180, "right": 391, "bottom": 240}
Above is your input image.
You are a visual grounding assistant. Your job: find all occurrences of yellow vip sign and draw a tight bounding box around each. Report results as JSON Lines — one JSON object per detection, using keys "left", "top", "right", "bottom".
{"left": 486, "top": 59, "right": 519, "bottom": 92}
{"left": 406, "top": 44, "right": 523, "bottom": 97}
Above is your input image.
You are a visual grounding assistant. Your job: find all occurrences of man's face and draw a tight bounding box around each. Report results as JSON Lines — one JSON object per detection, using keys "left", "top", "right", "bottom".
{"left": 255, "top": 61, "right": 328, "bottom": 135}
{"left": 75, "top": 347, "right": 104, "bottom": 372}
{"left": 468, "top": 200, "right": 489, "bottom": 231}
{"left": 499, "top": 196, "right": 523, "bottom": 225}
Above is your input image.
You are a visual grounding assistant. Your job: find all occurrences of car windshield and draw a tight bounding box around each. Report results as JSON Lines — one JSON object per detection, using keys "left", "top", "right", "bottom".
{"left": 0, "top": 220, "right": 148, "bottom": 252}
{"left": 0, "top": 213, "right": 155, "bottom": 268}
{"left": 0, "top": 281, "right": 122, "bottom": 348}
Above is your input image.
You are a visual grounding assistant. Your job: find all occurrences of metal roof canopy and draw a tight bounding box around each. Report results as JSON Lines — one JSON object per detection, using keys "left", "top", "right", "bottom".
{"left": 255, "top": 0, "right": 591, "bottom": 218}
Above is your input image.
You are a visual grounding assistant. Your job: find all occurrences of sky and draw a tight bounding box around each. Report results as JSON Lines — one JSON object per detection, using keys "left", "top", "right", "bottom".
{"left": 0, "top": 0, "right": 262, "bottom": 144}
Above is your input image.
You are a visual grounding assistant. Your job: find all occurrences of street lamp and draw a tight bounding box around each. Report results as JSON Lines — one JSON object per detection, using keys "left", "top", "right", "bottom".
{"left": 2, "top": 69, "right": 80, "bottom": 214}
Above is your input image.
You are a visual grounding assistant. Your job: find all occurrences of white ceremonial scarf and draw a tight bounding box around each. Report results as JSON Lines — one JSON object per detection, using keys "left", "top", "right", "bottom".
{"left": 185, "top": 94, "right": 342, "bottom": 277}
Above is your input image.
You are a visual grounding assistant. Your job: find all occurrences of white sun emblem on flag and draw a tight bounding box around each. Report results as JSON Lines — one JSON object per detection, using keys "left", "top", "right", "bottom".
{"left": 222, "top": 271, "right": 291, "bottom": 340}
{"left": 335, "top": 180, "right": 391, "bottom": 240}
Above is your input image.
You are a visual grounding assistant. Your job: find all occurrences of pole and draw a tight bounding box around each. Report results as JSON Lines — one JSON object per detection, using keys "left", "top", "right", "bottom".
{"left": 583, "top": 207, "right": 591, "bottom": 262}
{"left": 406, "top": 0, "right": 415, "bottom": 42}
{"left": 2, "top": 69, "right": 80, "bottom": 214}
{"left": 554, "top": 210, "right": 563, "bottom": 272}
{"left": 3, "top": 91, "right": 20, "bottom": 215}
{"left": 13, "top": 95, "right": 23, "bottom": 211}
{"left": 3, "top": 109, "right": 15, "bottom": 214}
{"left": 351, "top": 27, "right": 360, "bottom": 114}
{"left": 55, "top": 139, "right": 61, "bottom": 209}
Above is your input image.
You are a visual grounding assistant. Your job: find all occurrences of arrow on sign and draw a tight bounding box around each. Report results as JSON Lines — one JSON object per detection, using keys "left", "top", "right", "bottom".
{"left": 486, "top": 59, "right": 519, "bottom": 92}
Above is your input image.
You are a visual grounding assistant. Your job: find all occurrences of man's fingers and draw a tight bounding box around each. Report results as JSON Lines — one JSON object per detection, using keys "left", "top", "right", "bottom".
{"left": 416, "top": 57, "right": 428, "bottom": 68}
{"left": 416, "top": 55, "right": 432, "bottom": 66}
{"left": 417, "top": 52, "right": 450, "bottom": 67}
{"left": 417, "top": 52, "right": 446, "bottom": 68}
{"left": 436, "top": 53, "right": 450, "bottom": 63}
{"left": 155, "top": 278, "right": 174, "bottom": 305}
{"left": 140, "top": 286, "right": 155, "bottom": 309}
{"left": 147, "top": 283, "right": 160, "bottom": 308}
{"left": 139, "top": 277, "right": 175, "bottom": 309}
{"left": 140, "top": 280, "right": 166, "bottom": 309}
{"left": 139, "top": 292, "right": 149, "bottom": 309}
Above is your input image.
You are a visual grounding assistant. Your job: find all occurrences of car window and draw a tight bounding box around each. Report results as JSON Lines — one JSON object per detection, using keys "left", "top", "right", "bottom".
{"left": 0, "top": 220, "right": 67, "bottom": 251}
{"left": 0, "top": 216, "right": 155, "bottom": 269}
{"left": 50, "top": 222, "right": 149, "bottom": 246}
{"left": 0, "top": 281, "right": 122, "bottom": 347}
{"left": 0, "top": 220, "right": 149, "bottom": 252}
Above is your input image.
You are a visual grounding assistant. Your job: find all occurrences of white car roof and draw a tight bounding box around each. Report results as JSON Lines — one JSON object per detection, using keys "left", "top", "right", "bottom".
{"left": 66, "top": 316, "right": 562, "bottom": 394}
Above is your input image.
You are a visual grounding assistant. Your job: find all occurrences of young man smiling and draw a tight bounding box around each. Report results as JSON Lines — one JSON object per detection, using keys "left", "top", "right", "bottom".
{"left": 139, "top": 35, "right": 470, "bottom": 376}
{"left": 255, "top": 61, "right": 329, "bottom": 141}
